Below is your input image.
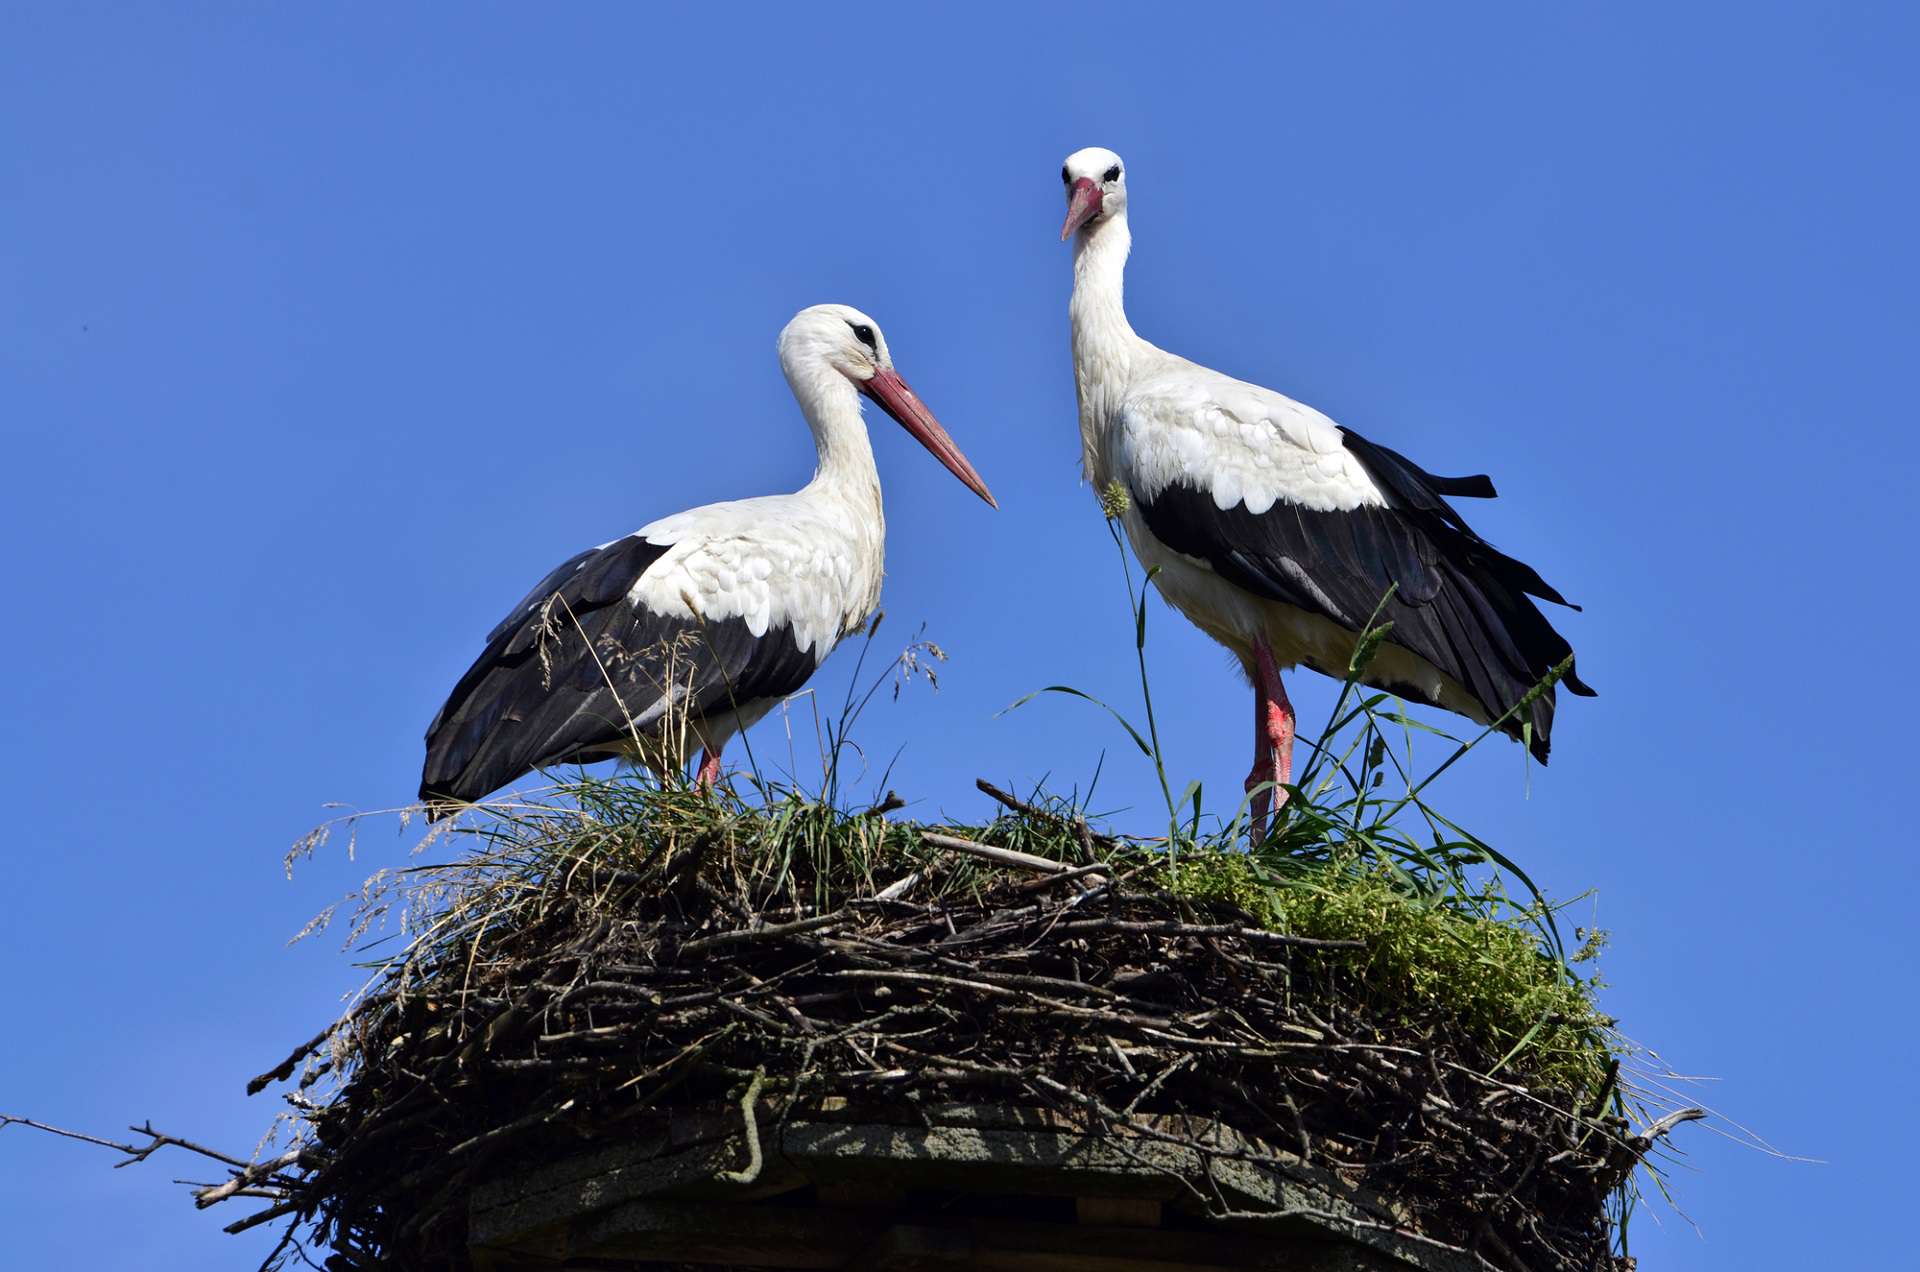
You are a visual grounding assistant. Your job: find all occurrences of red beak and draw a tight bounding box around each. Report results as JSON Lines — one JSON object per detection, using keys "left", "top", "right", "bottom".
{"left": 1060, "top": 177, "right": 1103, "bottom": 240}
{"left": 861, "top": 368, "right": 997, "bottom": 508}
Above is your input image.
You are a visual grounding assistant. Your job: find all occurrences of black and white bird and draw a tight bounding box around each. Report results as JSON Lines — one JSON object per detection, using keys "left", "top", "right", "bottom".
{"left": 419, "top": 304, "right": 995, "bottom": 813}
{"left": 1058, "top": 146, "right": 1593, "bottom": 837}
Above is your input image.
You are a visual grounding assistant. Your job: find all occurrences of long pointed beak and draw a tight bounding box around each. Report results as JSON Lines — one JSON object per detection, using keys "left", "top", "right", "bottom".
{"left": 1060, "top": 177, "right": 1103, "bottom": 240}
{"left": 861, "top": 368, "right": 997, "bottom": 508}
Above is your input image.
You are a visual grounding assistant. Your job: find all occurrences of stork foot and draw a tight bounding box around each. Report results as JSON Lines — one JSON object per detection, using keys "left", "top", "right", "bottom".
{"left": 695, "top": 749, "right": 722, "bottom": 791}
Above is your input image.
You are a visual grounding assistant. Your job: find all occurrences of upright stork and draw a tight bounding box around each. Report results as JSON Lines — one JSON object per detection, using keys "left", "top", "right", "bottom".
{"left": 420, "top": 304, "right": 995, "bottom": 814}
{"left": 1057, "top": 146, "right": 1593, "bottom": 837}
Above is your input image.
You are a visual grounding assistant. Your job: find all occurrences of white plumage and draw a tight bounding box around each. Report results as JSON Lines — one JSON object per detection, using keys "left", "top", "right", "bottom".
{"left": 1059, "top": 146, "right": 1592, "bottom": 836}
{"left": 420, "top": 303, "right": 993, "bottom": 811}
{"left": 631, "top": 491, "right": 881, "bottom": 657}
{"left": 1115, "top": 369, "right": 1385, "bottom": 515}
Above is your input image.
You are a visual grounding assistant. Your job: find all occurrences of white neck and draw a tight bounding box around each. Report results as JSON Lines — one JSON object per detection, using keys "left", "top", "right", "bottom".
{"left": 1071, "top": 211, "right": 1136, "bottom": 344}
{"left": 1069, "top": 211, "right": 1143, "bottom": 485}
{"left": 783, "top": 356, "right": 883, "bottom": 512}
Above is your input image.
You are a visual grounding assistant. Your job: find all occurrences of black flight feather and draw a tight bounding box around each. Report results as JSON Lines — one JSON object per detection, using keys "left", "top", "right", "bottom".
{"left": 421, "top": 535, "right": 818, "bottom": 811}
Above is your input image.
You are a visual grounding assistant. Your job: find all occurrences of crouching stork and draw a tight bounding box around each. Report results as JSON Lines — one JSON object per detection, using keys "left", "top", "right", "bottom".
{"left": 419, "top": 304, "right": 995, "bottom": 815}
{"left": 1057, "top": 146, "right": 1593, "bottom": 839}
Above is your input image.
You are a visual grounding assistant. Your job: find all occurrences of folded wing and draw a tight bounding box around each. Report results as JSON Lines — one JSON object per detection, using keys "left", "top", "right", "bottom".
{"left": 1126, "top": 383, "right": 1593, "bottom": 761}
{"left": 421, "top": 533, "right": 818, "bottom": 807}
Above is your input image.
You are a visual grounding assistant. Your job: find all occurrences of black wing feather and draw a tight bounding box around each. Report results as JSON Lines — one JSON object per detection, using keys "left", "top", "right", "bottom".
{"left": 1338, "top": 428, "right": 1498, "bottom": 512}
{"left": 1137, "top": 430, "right": 1593, "bottom": 763}
{"left": 421, "top": 535, "right": 818, "bottom": 808}
{"left": 1339, "top": 428, "right": 1576, "bottom": 610}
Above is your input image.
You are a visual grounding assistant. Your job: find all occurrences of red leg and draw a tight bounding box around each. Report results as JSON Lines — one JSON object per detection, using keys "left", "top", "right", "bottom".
{"left": 695, "top": 748, "right": 722, "bottom": 790}
{"left": 1246, "top": 679, "right": 1274, "bottom": 840}
{"left": 1257, "top": 638, "right": 1296, "bottom": 794}
{"left": 1245, "top": 636, "right": 1296, "bottom": 842}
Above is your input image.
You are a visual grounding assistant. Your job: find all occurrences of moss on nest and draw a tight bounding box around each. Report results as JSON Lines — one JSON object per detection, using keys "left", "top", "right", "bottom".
{"left": 1167, "top": 853, "right": 1611, "bottom": 1091}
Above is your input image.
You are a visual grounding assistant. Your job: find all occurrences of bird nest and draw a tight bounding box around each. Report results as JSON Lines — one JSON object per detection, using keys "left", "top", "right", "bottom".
{"left": 215, "top": 774, "right": 1693, "bottom": 1272}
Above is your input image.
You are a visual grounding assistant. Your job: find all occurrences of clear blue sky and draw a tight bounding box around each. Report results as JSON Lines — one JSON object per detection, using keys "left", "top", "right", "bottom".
{"left": 3, "top": 4, "right": 1913, "bottom": 1267}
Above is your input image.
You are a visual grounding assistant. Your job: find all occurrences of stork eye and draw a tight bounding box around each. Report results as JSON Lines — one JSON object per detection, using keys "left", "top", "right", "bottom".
{"left": 1103, "top": 165, "right": 1121, "bottom": 183}
{"left": 1062, "top": 165, "right": 1071, "bottom": 185}
{"left": 848, "top": 322, "right": 876, "bottom": 352}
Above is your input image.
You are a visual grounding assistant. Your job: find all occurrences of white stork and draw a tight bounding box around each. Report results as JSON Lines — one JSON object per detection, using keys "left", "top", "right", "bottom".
{"left": 420, "top": 304, "right": 995, "bottom": 813}
{"left": 1058, "top": 146, "right": 1593, "bottom": 837}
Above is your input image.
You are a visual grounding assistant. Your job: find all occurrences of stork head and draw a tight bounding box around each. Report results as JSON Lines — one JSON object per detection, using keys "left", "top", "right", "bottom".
{"left": 1060, "top": 146, "right": 1127, "bottom": 240}
{"left": 778, "top": 304, "right": 996, "bottom": 508}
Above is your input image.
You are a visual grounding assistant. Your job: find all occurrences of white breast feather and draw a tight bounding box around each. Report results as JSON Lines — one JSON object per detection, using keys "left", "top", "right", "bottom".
{"left": 633, "top": 493, "right": 878, "bottom": 657}
{"left": 1117, "top": 365, "right": 1384, "bottom": 514}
